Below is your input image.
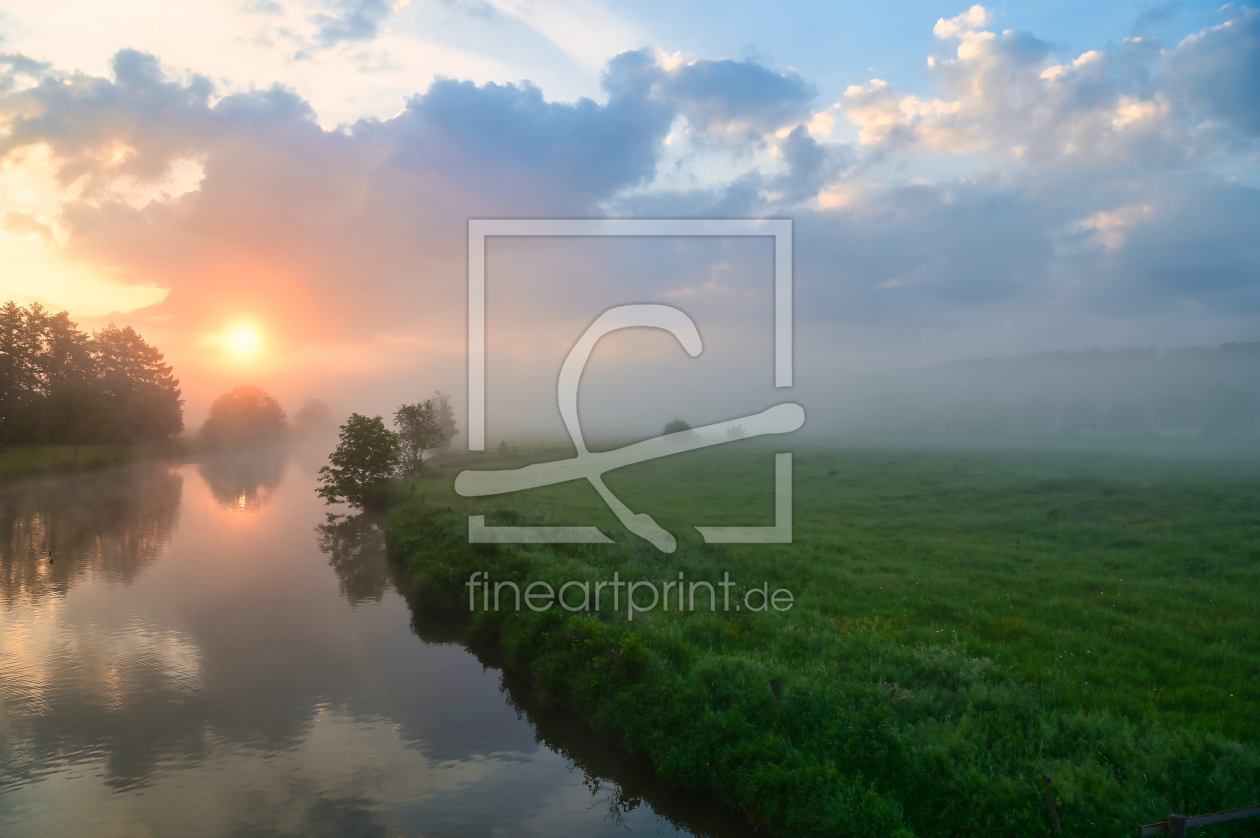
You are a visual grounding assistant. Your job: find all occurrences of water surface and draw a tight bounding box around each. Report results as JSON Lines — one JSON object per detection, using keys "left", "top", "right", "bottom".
{"left": 0, "top": 451, "right": 739, "bottom": 837}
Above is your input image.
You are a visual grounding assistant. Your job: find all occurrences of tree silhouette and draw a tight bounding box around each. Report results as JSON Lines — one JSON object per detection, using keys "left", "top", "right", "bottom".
{"left": 45, "top": 381, "right": 113, "bottom": 461}
{"left": 0, "top": 301, "right": 183, "bottom": 443}
{"left": 91, "top": 323, "right": 184, "bottom": 440}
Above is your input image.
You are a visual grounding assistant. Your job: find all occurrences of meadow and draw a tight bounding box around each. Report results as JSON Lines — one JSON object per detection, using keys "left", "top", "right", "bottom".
{"left": 0, "top": 443, "right": 135, "bottom": 480}
{"left": 387, "top": 437, "right": 1260, "bottom": 837}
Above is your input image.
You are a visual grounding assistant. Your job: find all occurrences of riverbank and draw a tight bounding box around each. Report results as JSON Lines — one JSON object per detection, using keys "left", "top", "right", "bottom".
{"left": 386, "top": 442, "right": 1260, "bottom": 837}
{"left": 0, "top": 443, "right": 137, "bottom": 480}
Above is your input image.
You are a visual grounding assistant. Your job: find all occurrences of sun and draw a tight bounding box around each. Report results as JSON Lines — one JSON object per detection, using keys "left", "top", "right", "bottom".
{"left": 223, "top": 322, "right": 264, "bottom": 359}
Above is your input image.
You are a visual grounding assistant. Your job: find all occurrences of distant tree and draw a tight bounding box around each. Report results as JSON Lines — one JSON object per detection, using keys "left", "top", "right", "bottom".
{"left": 45, "top": 381, "right": 113, "bottom": 461}
{"left": 200, "top": 385, "right": 287, "bottom": 448}
{"left": 1200, "top": 385, "right": 1258, "bottom": 438}
{"left": 317, "top": 413, "right": 401, "bottom": 509}
{"left": 394, "top": 401, "right": 445, "bottom": 473}
{"left": 1060, "top": 397, "right": 1101, "bottom": 435}
{"left": 292, "top": 398, "right": 334, "bottom": 437}
{"left": 1104, "top": 399, "right": 1150, "bottom": 435}
{"left": 1015, "top": 396, "right": 1056, "bottom": 434}
{"left": 428, "top": 391, "right": 459, "bottom": 449}
{"left": 663, "top": 417, "right": 692, "bottom": 435}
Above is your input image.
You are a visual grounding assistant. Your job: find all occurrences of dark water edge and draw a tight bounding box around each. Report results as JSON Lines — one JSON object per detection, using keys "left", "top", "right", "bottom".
{"left": 403, "top": 605, "right": 753, "bottom": 838}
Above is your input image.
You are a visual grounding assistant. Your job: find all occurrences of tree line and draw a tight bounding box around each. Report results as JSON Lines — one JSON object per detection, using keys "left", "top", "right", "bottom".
{"left": 317, "top": 392, "right": 457, "bottom": 509}
{"left": 0, "top": 301, "right": 183, "bottom": 447}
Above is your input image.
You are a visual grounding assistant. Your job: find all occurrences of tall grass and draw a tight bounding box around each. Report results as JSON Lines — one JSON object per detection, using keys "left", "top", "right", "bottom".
{"left": 0, "top": 443, "right": 134, "bottom": 480}
{"left": 387, "top": 440, "right": 1260, "bottom": 837}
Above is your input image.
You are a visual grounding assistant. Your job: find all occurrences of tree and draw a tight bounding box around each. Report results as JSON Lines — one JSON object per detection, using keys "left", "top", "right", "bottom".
{"left": 317, "top": 413, "right": 401, "bottom": 509}
{"left": 394, "top": 401, "right": 445, "bottom": 474}
{"left": 292, "top": 398, "right": 334, "bottom": 437}
{"left": 200, "top": 385, "right": 287, "bottom": 448}
{"left": 45, "top": 381, "right": 113, "bottom": 461}
{"left": 0, "top": 301, "right": 46, "bottom": 435}
{"left": 40, "top": 309, "right": 93, "bottom": 395}
{"left": 428, "top": 391, "right": 459, "bottom": 449}
{"left": 663, "top": 417, "right": 692, "bottom": 435}
{"left": 91, "top": 323, "right": 184, "bottom": 440}
{"left": 0, "top": 301, "right": 183, "bottom": 444}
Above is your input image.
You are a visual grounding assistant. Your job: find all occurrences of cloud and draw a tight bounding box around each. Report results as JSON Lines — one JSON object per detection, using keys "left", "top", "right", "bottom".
{"left": 659, "top": 57, "right": 817, "bottom": 140}
{"left": 311, "top": 0, "right": 396, "bottom": 47}
{"left": 0, "top": 50, "right": 217, "bottom": 194}
{"left": 0, "top": 45, "right": 685, "bottom": 378}
{"left": 0, "top": 53, "right": 53, "bottom": 93}
{"left": 0, "top": 7, "right": 1258, "bottom": 425}
{"left": 388, "top": 51, "right": 674, "bottom": 208}
{"left": 1163, "top": 7, "right": 1260, "bottom": 137}
{"left": 1080, "top": 203, "right": 1154, "bottom": 251}
{"left": 839, "top": 4, "right": 1258, "bottom": 167}
{"left": 2, "top": 210, "right": 55, "bottom": 240}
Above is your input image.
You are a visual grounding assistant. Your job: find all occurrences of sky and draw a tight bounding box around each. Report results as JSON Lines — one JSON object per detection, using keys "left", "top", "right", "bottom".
{"left": 1, "top": 0, "right": 1257, "bottom": 439}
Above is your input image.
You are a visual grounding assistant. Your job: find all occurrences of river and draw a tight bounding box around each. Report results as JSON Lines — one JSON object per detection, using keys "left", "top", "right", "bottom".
{"left": 0, "top": 449, "right": 740, "bottom": 837}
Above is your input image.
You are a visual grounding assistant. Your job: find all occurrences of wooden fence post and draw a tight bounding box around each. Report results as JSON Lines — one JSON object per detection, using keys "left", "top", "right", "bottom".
{"left": 1167, "top": 814, "right": 1187, "bottom": 838}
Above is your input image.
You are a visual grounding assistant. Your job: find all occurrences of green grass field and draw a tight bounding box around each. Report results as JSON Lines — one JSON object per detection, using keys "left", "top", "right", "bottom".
{"left": 387, "top": 439, "right": 1260, "bottom": 837}
{"left": 0, "top": 443, "right": 135, "bottom": 480}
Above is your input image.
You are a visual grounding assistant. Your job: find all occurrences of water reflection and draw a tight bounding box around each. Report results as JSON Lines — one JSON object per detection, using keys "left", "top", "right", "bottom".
{"left": 198, "top": 445, "right": 287, "bottom": 512}
{"left": 0, "top": 462, "right": 182, "bottom": 607}
{"left": 0, "top": 460, "right": 740, "bottom": 837}
{"left": 316, "top": 513, "right": 393, "bottom": 606}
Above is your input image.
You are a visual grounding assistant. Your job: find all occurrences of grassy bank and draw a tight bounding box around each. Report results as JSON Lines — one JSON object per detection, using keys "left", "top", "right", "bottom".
{"left": 0, "top": 443, "right": 135, "bottom": 480}
{"left": 386, "top": 440, "right": 1260, "bottom": 837}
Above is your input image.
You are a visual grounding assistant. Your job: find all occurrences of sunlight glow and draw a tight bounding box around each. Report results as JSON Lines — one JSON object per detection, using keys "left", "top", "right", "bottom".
{"left": 221, "top": 322, "right": 265, "bottom": 360}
